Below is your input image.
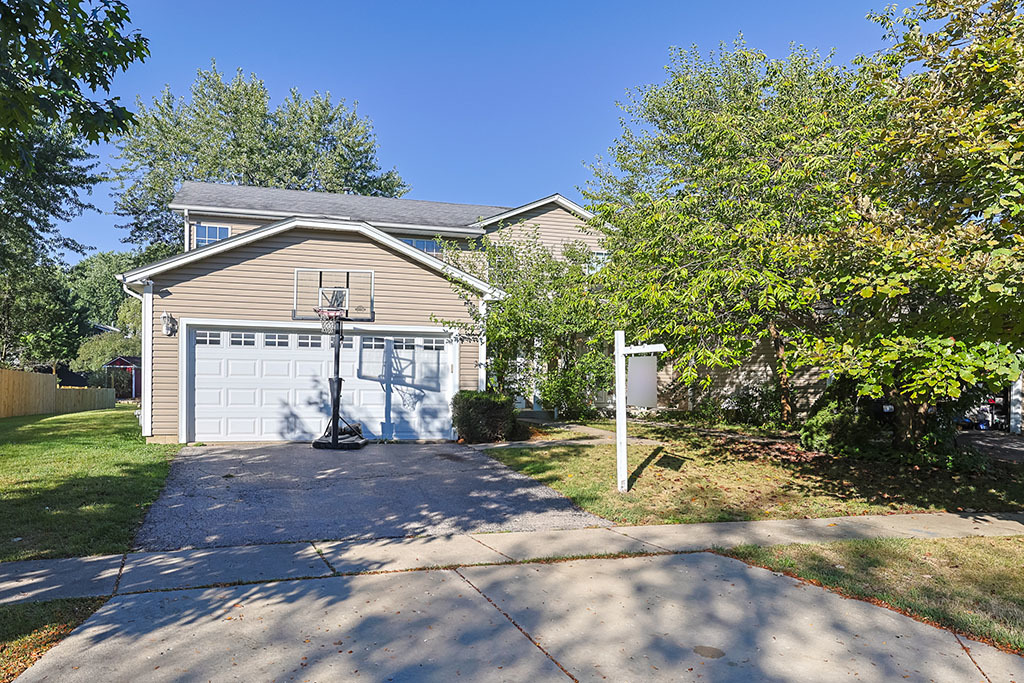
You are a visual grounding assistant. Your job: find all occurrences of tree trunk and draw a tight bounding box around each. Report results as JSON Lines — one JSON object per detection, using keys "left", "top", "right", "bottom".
{"left": 767, "top": 321, "right": 793, "bottom": 424}
{"left": 887, "top": 388, "right": 930, "bottom": 452}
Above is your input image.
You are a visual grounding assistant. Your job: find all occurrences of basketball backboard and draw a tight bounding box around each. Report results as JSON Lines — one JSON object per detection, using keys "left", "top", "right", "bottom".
{"left": 293, "top": 269, "right": 374, "bottom": 321}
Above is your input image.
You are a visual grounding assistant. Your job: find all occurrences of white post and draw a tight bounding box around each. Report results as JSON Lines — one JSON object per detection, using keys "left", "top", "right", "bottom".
{"left": 1012, "top": 374, "right": 1023, "bottom": 435}
{"left": 615, "top": 330, "right": 628, "bottom": 492}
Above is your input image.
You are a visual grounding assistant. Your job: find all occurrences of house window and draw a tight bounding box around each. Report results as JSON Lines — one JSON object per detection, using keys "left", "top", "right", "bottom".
{"left": 195, "top": 331, "right": 221, "bottom": 345}
{"left": 195, "top": 223, "right": 230, "bottom": 247}
{"left": 422, "top": 338, "right": 445, "bottom": 351}
{"left": 297, "top": 334, "right": 322, "bottom": 348}
{"left": 362, "top": 336, "right": 385, "bottom": 350}
{"left": 264, "top": 333, "right": 290, "bottom": 348}
{"left": 401, "top": 238, "right": 442, "bottom": 254}
{"left": 585, "top": 251, "right": 610, "bottom": 274}
{"left": 393, "top": 337, "right": 416, "bottom": 351}
{"left": 230, "top": 332, "right": 256, "bottom": 347}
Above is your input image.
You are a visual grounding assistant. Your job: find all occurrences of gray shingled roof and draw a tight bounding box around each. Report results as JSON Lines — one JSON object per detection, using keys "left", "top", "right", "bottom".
{"left": 170, "top": 181, "right": 509, "bottom": 228}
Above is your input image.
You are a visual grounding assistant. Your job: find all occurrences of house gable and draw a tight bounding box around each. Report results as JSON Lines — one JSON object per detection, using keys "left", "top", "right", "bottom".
{"left": 482, "top": 199, "right": 604, "bottom": 255}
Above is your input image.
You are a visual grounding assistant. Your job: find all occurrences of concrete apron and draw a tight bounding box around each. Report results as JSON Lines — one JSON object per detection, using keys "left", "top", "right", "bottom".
{"left": 16, "top": 553, "right": 1023, "bottom": 683}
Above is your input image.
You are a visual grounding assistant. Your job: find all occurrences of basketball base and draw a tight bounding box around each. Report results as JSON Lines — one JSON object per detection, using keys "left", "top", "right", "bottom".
{"left": 312, "top": 433, "right": 369, "bottom": 450}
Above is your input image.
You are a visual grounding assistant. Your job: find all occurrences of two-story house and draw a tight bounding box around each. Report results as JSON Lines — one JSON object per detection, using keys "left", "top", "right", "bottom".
{"left": 117, "top": 182, "right": 601, "bottom": 444}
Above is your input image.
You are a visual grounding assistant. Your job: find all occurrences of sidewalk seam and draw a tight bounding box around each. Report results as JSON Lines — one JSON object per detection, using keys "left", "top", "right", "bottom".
{"left": 604, "top": 527, "right": 675, "bottom": 553}
{"left": 309, "top": 542, "right": 338, "bottom": 575}
{"left": 954, "top": 634, "right": 992, "bottom": 683}
{"left": 465, "top": 535, "right": 515, "bottom": 561}
{"left": 111, "top": 552, "right": 128, "bottom": 595}
{"left": 454, "top": 568, "right": 578, "bottom": 682}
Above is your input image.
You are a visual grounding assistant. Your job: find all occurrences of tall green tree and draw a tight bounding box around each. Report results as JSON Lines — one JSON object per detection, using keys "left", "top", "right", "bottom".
{"left": 586, "top": 42, "right": 874, "bottom": 422}
{"left": 436, "top": 232, "right": 613, "bottom": 418}
{"left": 112, "top": 63, "right": 409, "bottom": 247}
{"left": 795, "top": 0, "right": 1024, "bottom": 450}
{"left": 0, "top": 264, "right": 89, "bottom": 370}
{"left": 67, "top": 250, "right": 134, "bottom": 326}
{"left": 0, "top": 0, "right": 148, "bottom": 170}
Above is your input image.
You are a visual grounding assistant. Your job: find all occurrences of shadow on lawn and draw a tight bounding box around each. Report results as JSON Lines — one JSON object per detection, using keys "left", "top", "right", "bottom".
{"left": 496, "top": 434, "right": 1024, "bottom": 520}
{"left": 0, "top": 462, "right": 170, "bottom": 562}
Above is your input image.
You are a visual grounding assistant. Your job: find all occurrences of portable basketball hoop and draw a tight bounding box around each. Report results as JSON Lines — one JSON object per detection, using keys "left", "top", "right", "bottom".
{"left": 312, "top": 286, "right": 368, "bottom": 451}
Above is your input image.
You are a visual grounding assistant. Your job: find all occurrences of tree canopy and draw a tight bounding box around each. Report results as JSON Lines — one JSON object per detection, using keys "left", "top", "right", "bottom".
{"left": 112, "top": 63, "right": 409, "bottom": 247}
{"left": 586, "top": 41, "right": 875, "bottom": 422}
{"left": 0, "top": 0, "right": 148, "bottom": 170}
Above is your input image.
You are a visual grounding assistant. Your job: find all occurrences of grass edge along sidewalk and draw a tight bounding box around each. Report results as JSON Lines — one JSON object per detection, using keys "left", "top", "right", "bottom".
{"left": 721, "top": 535, "right": 1024, "bottom": 656}
{"left": 0, "top": 406, "right": 178, "bottom": 563}
{"left": 0, "top": 597, "right": 105, "bottom": 683}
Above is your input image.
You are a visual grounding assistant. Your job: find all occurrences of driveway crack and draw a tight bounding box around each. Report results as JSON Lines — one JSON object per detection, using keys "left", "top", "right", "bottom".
{"left": 454, "top": 568, "right": 577, "bottom": 681}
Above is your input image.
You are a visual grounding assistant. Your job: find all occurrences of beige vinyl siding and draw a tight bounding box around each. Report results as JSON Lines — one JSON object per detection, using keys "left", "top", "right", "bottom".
{"left": 657, "top": 341, "right": 827, "bottom": 417}
{"left": 460, "top": 340, "right": 480, "bottom": 392}
{"left": 487, "top": 204, "right": 603, "bottom": 255}
{"left": 188, "top": 214, "right": 270, "bottom": 250}
{"left": 150, "top": 228, "right": 477, "bottom": 438}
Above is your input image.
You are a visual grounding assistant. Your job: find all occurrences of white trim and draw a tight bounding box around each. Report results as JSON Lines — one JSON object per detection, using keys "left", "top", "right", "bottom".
{"left": 120, "top": 216, "right": 503, "bottom": 299}
{"left": 1012, "top": 374, "right": 1023, "bottom": 434}
{"left": 141, "top": 283, "right": 154, "bottom": 436}
{"left": 177, "top": 316, "right": 458, "bottom": 443}
{"left": 470, "top": 194, "right": 594, "bottom": 229}
{"left": 363, "top": 221, "right": 484, "bottom": 237}
{"left": 169, "top": 208, "right": 486, "bottom": 238}
{"left": 167, "top": 203, "right": 352, "bottom": 222}
{"left": 477, "top": 300, "right": 487, "bottom": 391}
{"left": 450, "top": 336, "right": 460, "bottom": 440}
{"left": 182, "top": 208, "right": 190, "bottom": 252}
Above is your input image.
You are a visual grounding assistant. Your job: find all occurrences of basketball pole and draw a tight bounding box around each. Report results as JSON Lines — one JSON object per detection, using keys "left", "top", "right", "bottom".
{"left": 330, "top": 321, "right": 342, "bottom": 448}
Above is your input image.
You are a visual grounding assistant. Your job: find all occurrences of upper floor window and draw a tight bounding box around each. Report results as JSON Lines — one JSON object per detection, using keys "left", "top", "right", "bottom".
{"left": 195, "top": 223, "right": 230, "bottom": 247}
{"left": 401, "top": 238, "right": 442, "bottom": 254}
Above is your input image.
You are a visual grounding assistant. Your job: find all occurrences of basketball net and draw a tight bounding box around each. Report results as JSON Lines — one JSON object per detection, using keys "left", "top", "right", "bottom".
{"left": 314, "top": 307, "right": 345, "bottom": 336}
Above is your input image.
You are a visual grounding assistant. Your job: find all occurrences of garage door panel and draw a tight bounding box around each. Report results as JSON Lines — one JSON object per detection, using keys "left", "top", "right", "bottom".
{"left": 260, "top": 359, "right": 292, "bottom": 377}
{"left": 194, "top": 388, "right": 223, "bottom": 407}
{"left": 228, "top": 359, "right": 257, "bottom": 376}
{"left": 227, "top": 389, "right": 257, "bottom": 406}
{"left": 191, "top": 328, "right": 452, "bottom": 442}
{"left": 195, "top": 359, "right": 224, "bottom": 377}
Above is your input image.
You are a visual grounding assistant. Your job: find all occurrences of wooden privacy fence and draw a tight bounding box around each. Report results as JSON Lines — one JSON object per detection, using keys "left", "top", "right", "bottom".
{"left": 0, "top": 369, "right": 116, "bottom": 418}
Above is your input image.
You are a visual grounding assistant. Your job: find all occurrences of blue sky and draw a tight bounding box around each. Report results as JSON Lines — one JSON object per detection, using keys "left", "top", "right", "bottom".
{"left": 63, "top": 0, "right": 888, "bottom": 262}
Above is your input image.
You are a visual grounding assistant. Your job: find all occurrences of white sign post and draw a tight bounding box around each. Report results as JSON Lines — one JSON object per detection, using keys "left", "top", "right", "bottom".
{"left": 614, "top": 330, "right": 666, "bottom": 492}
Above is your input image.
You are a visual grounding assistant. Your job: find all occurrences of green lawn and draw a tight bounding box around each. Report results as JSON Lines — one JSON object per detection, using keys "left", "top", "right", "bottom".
{"left": 0, "top": 598, "right": 105, "bottom": 683}
{"left": 723, "top": 536, "right": 1024, "bottom": 654}
{"left": 487, "top": 430, "right": 1024, "bottom": 525}
{"left": 0, "top": 406, "right": 178, "bottom": 562}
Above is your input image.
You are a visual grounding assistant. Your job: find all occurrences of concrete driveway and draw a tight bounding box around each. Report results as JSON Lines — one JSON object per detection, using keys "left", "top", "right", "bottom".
{"left": 135, "top": 442, "right": 606, "bottom": 550}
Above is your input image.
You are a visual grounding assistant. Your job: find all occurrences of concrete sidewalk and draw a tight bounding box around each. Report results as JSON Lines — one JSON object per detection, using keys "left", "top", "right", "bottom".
{"left": 16, "top": 553, "right": 1024, "bottom": 682}
{"left": 3, "top": 511, "right": 1023, "bottom": 604}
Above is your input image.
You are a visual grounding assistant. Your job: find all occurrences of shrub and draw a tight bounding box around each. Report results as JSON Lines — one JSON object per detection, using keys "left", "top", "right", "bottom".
{"left": 451, "top": 391, "right": 517, "bottom": 443}
{"left": 800, "top": 398, "right": 878, "bottom": 455}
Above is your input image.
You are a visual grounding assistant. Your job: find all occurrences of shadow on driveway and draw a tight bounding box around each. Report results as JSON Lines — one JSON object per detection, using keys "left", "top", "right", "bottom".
{"left": 134, "top": 442, "right": 608, "bottom": 550}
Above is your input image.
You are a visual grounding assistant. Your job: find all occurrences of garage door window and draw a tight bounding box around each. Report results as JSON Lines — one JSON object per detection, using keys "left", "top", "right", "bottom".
{"left": 423, "top": 338, "right": 445, "bottom": 351}
{"left": 362, "top": 337, "right": 385, "bottom": 350}
{"left": 297, "top": 334, "right": 322, "bottom": 348}
{"left": 195, "top": 331, "right": 221, "bottom": 345}
{"left": 264, "top": 333, "right": 290, "bottom": 348}
{"left": 230, "top": 332, "right": 256, "bottom": 346}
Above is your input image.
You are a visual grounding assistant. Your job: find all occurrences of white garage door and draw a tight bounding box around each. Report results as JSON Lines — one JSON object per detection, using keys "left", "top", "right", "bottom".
{"left": 189, "top": 328, "right": 454, "bottom": 442}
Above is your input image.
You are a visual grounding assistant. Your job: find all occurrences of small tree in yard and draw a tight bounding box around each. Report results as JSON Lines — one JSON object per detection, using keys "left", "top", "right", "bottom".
{"left": 794, "top": 0, "right": 1024, "bottom": 452}
{"left": 436, "top": 231, "right": 613, "bottom": 419}
{"left": 585, "top": 41, "right": 876, "bottom": 424}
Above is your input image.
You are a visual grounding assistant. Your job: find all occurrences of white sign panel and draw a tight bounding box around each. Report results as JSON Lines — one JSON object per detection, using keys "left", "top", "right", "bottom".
{"left": 626, "top": 355, "right": 658, "bottom": 408}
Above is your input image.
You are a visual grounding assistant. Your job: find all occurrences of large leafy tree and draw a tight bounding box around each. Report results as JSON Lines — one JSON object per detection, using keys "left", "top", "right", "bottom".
{"left": 586, "top": 42, "right": 874, "bottom": 422}
{"left": 112, "top": 63, "right": 409, "bottom": 247}
{"left": 0, "top": 264, "right": 90, "bottom": 370}
{"left": 436, "top": 232, "right": 613, "bottom": 418}
{"left": 0, "top": 0, "right": 148, "bottom": 170}
{"left": 795, "top": 0, "right": 1024, "bottom": 450}
{"left": 67, "top": 250, "right": 135, "bottom": 326}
